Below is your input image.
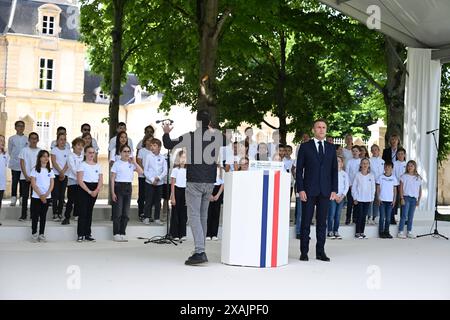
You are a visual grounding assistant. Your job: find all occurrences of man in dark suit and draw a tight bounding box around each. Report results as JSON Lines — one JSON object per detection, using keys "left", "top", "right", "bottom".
{"left": 296, "top": 119, "right": 338, "bottom": 262}
{"left": 382, "top": 134, "right": 401, "bottom": 163}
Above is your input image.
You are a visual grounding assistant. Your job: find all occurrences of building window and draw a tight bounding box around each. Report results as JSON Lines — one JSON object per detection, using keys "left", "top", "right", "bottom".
{"left": 37, "top": 4, "right": 62, "bottom": 37}
{"left": 42, "top": 15, "right": 55, "bottom": 35}
{"left": 95, "top": 87, "right": 110, "bottom": 103}
{"left": 39, "top": 58, "right": 54, "bottom": 90}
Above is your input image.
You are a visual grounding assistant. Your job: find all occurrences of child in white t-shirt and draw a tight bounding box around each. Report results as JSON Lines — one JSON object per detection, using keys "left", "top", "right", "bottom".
{"left": 368, "top": 144, "right": 384, "bottom": 224}
{"left": 111, "top": 145, "right": 143, "bottom": 242}
{"left": 169, "top": 149, "right": 187, "bottom": 241}
{"left": 351, "top": 158, "right": 375, "bottom": 239}
{"left": 345, "top": 145, "right": 361, "bottom": 225}
{"left": 18, "top": 132, "right": 41, "bottom": 221}
{"left": 327, "top": 156, "right": 349, "bottom": 239}
{"left": 8, "top": 120, "right": 28, "bottom": 207}
{"left": 62, "top": 137, "right": 85, "bottom": 225}
{"left": 398, "top": 160, "right": 422, "bottom": 239}
{"left": 30, "top": 150, "right": 55, "bottom": 242}
{"left": 376, "top": 162, "right": 398, "bottom": 238}
{"left": 206, "top": 166, "right": 224, "bottom": 241}
{"left": 392, "top": 147, "right": 407, "bottom": 224}
{"left": 51, "top": 133, "right": 70, "bottom": 222}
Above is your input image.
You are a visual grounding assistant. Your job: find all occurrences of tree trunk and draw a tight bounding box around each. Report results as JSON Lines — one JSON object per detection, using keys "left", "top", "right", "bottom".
{"left": 196, "top": 0, "right": 230, "bottom": 127}
{"left": 383, "top": 36, "right": 406, "bottom": 145}
{"left": 276, "top": 30, "right": 287, "bottom": 145}
{"left": 109, "top": 0, "right": 125, "bottom": 140}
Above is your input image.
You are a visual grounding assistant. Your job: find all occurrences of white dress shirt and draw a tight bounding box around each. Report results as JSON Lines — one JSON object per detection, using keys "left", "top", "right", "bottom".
{"left": 144, "top": 153, "right": 167, "bottom": 185}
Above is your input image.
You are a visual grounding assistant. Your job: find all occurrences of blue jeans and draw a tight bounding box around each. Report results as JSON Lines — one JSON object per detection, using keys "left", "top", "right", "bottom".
{"left": 295, "top": 197, "right": 302, "bottom": 235}
{"left": 378, "top": 201, "right": 393, "bottom": 234}
{"left": 327, "top": 200, "right": 344, "bottom": 233}
{"left": 369, "top": 193, "right": 379, "bottom": 219}
{"left": 399, "top": 196, "right": 417, "bottom": 232}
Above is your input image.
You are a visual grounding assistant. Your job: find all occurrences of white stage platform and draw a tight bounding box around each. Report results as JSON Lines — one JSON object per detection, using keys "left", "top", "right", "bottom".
{"left": 0, "top": 236, "right": 449, "bottom": 300}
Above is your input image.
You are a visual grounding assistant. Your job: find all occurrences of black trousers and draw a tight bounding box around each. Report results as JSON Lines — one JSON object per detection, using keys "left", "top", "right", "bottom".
{"left": 300, "top": 194, "right": 329, "bottom": 256}
{"left": 64, "top": 184, "right": 80, "bottom": 219}
{"left": 207, "top": 185, "right": 223, "bottom": 237}
{"left": 0, "top": 190, "right": 4, "bottom": 210}
{"left": 31, "top": 198, "right": 49, "bottom": 235}
{"left": 144, "top": 184, "right": 162, "bottom": 220}
{"left": 137, "top": 177, "right": 146, "bottom": 216}
{"left": 77, "top": 182, "right": 98, "bottom": 237}
{"left": 355, "top": 202, "right": 370, "bottom": 234}
{"left": 170, "top": 186, "right": 187, "bottom": 238}
{"left": 11, "top": 170, "right": 21, "bottom": 197}
{"left": 20, "top": 180, "right": 31, "bottom": 218}
{"left": 345, "top": 188, "right": 354, "bottom": 223}
{"left": 52, "top": 175, "right": 68, "bottom": 216}
{"left": 112, "top": 182, "right": 132, "bottom": 235}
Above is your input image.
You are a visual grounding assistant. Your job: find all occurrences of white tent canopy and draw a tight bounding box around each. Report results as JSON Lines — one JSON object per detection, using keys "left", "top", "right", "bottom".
{"left": 319, "top": 0, "right": 450, "bottom": 64}
{"left": 319, "top": 0, "right": 450, "bottom": 218}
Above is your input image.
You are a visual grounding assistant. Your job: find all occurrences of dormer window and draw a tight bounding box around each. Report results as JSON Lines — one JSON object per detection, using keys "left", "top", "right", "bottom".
{"left": 37, "top": 4, "right": 62, "bottom": 37}
{"left": 42, "top": 16, "right": 55, "bottom": 35}
{"left": 95, "top": 87, "right": 110, "bottom": 104}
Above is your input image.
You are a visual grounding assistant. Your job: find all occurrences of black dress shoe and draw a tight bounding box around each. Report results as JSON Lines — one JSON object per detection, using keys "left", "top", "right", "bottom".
{"left": 185, "top": 252, "right": 208, "bottom": 265}
{"left": 299, "top": 254, "right": 309, "bottom": 261}
{"left": 316, "top": 253, "right": 330, "bottom": 262}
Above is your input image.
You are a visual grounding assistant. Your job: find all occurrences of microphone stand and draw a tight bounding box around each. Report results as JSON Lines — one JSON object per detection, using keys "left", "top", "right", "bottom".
{"left": 139, "top": 147, "right": 178, "bottom": 245}
{"left": 417, "top": 130, "right": 448, "bottom": 240}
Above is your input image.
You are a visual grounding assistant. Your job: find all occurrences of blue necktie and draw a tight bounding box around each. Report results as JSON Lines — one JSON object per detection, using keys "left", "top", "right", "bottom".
{"left": 318, "top": 141, "right": 324, "bottom": 162}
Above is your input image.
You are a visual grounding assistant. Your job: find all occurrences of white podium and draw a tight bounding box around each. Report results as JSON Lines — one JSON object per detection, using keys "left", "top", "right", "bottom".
{"left": 221, "top": 170, "right": 291, "bottom": 268}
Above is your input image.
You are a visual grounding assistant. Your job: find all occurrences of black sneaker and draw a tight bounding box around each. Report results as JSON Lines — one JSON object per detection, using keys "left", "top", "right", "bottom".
{"left": 61, "top": 218, "right": 70, "bottom": 225}
{"left": 84, "top": 236, "right": 96, "bottom": 242}
{"left": 77, "top": 236, "right": 84, "bottom": 242}
{"left": 385, "top": 233, "right": 393, "bottom": 239}
{"left": 185, "top": 252, "right": 208, "bottom": 265}
{"left": 295, "top": 234, "right": 301, "bottom": 240}
{"left": 379, "top": 232, "right": 386, "bottom": 239}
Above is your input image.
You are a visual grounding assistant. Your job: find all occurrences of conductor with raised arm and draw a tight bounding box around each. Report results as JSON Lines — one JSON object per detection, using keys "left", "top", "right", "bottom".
{"left": 162, "top": 110, "right": 224, "bottom": 266}
{"left": 296, "top": 119, "right": 338, "bottom": 262}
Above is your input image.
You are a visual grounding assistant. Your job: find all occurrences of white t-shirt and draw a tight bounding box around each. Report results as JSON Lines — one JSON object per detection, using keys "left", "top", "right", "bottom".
{"left": 51, "top": 146, "right": 70, "bottom": 175}
{"left": 8, "top": 134, "right": 28, "bottom": 171}
{"left": 337, "top": 170, "right": 350, "bottom": 197}
{"left": 111, "top": 160, "right": 136, "bottom": 183}
{"left": 109, "top": 136, "right": 134, "bottom": 153}
{"left": 351, "top": 172, "right": 376, "bottom": 202}
{"left": 370, "top": 156, "right": 385, "bottom": 180}
{"left": 400, "top": 174, "right": 422, "bottom": 199}
{"left": 137, "top": 147, "right": 152, "bottom": 178}
{"left": 110, "top": 147, "right": 134, "bottom": 163}
{"left": 346, "top": 158, "right": 361, "bottom": 186}
{"left": 50, "top": 140, "right": 71, "bottom": 151}
{"left": 171, "top": 167, "right": 187, "bottom": 188}
{"left": 67, "top": 152, "right": 84, "bottom": 185}
{"left": 394, "top": 160, "right": 407, "bottom": 181}
{"left": 77, "top": 162, "right": 102, "bottom": 183}
{"left": 0, "top": 152, "right": 9, "bottom": 190}
{"left": 30, "top": 167, "right": 55, "bottom": 199}
{"left": 18, "top": 147, "right": 41, "bottom": 180}
{"left": 376, "top": 174, "right": 398, "bottom": 202}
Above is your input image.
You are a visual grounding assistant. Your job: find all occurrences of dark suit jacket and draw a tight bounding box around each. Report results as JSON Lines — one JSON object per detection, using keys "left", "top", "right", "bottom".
{"left": 382, "top": 147, "right": 397, "bottom": 163}
{"left": 296, "top": 139, "right": 338, "bottom": 197}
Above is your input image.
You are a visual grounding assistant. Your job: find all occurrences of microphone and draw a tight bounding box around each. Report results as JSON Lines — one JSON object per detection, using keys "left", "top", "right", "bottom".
{"left": 156, "top": 119, "right": 174, "bottom": 124}
{"left": 426, "top": 128, "right": 439, "bottom": 134}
